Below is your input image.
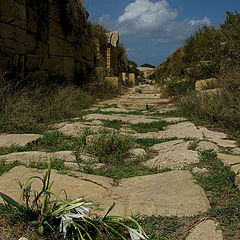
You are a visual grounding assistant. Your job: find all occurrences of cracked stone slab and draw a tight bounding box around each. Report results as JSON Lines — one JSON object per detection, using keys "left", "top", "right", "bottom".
{"left": 84, "top": 113, "right": 159, "bottom": 124}
{"left": 0, "top": 151, "right": 76, "bottom": 164}
{"left": 199, "top": 127, "right": 237, "bottom": 148}
{"left": 186, "top": 219, "right": 223, "bottom": 240}
{"left": 144, "top": 140, "right": 199, "bottom": 169}
{"left": 0, "top": 166, "right": 210, "bottom": 217}
{"left": 0, "top": 134, "right": 42, "bottom": 148}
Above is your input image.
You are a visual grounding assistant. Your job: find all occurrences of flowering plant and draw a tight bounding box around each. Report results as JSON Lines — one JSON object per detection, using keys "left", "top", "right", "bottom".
{"left": 0, "top": 159, "right": 148, "bottom": 239}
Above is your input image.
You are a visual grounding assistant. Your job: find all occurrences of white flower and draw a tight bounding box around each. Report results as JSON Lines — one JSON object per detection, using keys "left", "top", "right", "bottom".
{"left": 128, "top": 227, "right": 148, "bottom": 240}
{"left": 59, "top": 214, "right": 75, "bottom": 238}
{"left": 76, "top": 202, "right": 95, "bottom": 219}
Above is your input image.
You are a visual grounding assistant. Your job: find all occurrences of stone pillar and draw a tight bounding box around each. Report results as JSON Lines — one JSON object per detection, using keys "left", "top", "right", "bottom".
{"left": 129, "top": 73, "right": 136, "bottom": 86}
{"left": 121, "top": 72, "right": 127, "bottom": 85}
{"left": 96, "top": 39, "right": 101, "bottom": 60}
{"left": 107, "top": 47, "right": 111, "bottom": 73}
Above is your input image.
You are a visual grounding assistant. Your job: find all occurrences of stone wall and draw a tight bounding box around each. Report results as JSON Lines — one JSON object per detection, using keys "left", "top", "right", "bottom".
{"left": 0, "top": 0, "right": 96, "bottom": 83}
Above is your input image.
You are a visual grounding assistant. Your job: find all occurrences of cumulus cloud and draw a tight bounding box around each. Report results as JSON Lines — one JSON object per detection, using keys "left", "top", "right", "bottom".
{"left": 112, "top": 0, "right": 211, "bottom": 43}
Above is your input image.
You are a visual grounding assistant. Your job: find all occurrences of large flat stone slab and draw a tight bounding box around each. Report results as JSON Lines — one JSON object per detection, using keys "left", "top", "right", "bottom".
{"left": 0, "top": 134, "right": 42, "bottom": 148}
{"left": 144, "top": 140, "right": 199, "bottom": 169}
{"left": 186, "top": 220, "right": 223, "bottom": 240}
{"left": 84, "top": 113, "right": 159, "bottom": 124}
{"left": 0, "top": 166, "right": 210, "bottom": 217}
{"left": 0, "top": 151, "right": 76, "bottom": 164}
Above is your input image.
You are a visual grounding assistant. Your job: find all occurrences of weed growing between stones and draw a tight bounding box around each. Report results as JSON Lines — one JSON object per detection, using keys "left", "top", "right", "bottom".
{"left": 86, "top": 132, "right": 133, "bottom": 164}
{"left": 0, "top": 159, "right": 148, "bottom": 240}
{"left": 102, "top": 119, "right": 125, "bottom": 130}
{"left": 193, "top": 151, "right": 240, "bottom": 239}
{"left": 131, "top": 120, "right": 168, "bottom": 133}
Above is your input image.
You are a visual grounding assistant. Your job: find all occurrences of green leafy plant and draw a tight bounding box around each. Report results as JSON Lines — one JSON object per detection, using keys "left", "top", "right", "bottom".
{"left": 0, "top": 159, "right": 148, "bottom": 239}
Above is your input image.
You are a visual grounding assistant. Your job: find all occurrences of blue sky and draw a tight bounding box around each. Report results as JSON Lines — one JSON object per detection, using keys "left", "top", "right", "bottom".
{"left": 85, "top": 0, "right": 240, "bottom": 66}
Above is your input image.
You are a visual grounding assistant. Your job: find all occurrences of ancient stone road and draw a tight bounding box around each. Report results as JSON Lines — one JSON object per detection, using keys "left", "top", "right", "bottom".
{"left": 1, "top": 84, "right": 240, "bottom": 239}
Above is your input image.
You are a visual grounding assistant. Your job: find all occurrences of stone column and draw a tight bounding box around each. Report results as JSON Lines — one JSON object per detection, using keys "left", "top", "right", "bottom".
{"left": 107, "top": 47, "right": 111, "bottom": 73}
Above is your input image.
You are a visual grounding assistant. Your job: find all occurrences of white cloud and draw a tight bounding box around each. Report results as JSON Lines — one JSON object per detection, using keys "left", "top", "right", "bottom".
{"left": 112, "top": 0, "right": 211, "bottom": 43}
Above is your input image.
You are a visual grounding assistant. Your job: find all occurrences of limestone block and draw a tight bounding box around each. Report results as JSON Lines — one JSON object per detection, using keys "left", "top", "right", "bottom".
{"left": 26, "top": 6, "right": 38, "bottom": 33}
{"left": 195, "top": 78, "right": 218, "bottom": 92}
{"left": 25, "top": 54, "right": 40, "bottom": 71}
{"left": 129, "top": 73, "right": 136, "bottom": 85}
{"left": 49, "top": 2, "right": 61, "bottom": 22}
{"left": 0, "top": 0, "right": 14, "bottom": 23}
{"left": 197, "top": 88, "right": 222, "bottom": 96}
{"left": 106, "top": 32, "right": 119, "bottom": 47}
{"left": 0, "top": 54, "right": 11, "bottom": 69}
{"left": 48, "top": 55, "right": 64, "bottom": 75}
{"left": 12, "top": 1, "right": 26, "bottom": 29}
{"left": 105, "top": 76, "right": 119, "bottom": 89}
{"left": 63, "top": 57, "right": 74, "bottom": 78}
{"left": 49, "top": 36, "right": 74, "bottom": 57}
{"left": 121, "top": 72, "right": 127, "bottom": 84}
{"left": 49, "top": 19, "right": 74, "bottom": 42}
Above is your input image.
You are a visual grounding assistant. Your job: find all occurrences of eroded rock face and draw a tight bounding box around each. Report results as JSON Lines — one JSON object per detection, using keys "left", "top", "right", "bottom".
{"left": 0, "top": 134, "right": 42, "bottom": 148}
{"left": 186, "top": 220, "right": 223, "bottom": 240}
{"left": 0, "top": 166, "right": 211, "bottom": 217}
{"left": 144, "top": 140, "right": 199, "bottom": 169}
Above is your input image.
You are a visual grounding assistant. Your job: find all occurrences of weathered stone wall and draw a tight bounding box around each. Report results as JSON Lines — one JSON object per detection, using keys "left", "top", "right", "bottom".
{"left": 0, "top": 0, "right": 96, "bottom": 83}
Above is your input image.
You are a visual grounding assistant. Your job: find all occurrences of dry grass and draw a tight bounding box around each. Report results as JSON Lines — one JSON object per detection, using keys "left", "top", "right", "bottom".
{"left": 0, "top": 75, "right": 95, "bottom": 133}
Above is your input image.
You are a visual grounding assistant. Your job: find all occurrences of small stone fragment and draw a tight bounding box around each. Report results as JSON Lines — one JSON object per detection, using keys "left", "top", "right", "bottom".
{"left": 129, "top": 148, "right": 147, "bottom": 158}
{"left": 192, "top": 167, "right": 209, "bottom": 175}
{"left": 231, "top": 148, "right": 240, "bottom": 155}
{"left": 231, "top": 164, "right": 240, "bottom": 174}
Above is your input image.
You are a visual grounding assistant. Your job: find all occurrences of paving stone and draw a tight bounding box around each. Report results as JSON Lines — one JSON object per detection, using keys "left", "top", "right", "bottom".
{"left": 144, "top": 140, "right": 199, "bottom": 169}
{"left": 0, "top": 166, "right": 210, "bottom": 217}
{"left": 84, "top": 113, "right": 159, "bottom": 124}
{"left": 231, "top": 164, "right": 240, "bottom": 174}
{"left": 0, "top": 151, "right": 76, "bottom": 164}
{"left": 231, "top": 148, "right": 240, "bottom": 155}
{"left": 99, "top": 108, "right": 131, "bottom": 113}
{"left": 0, "top": 134, "right": 42, "bottom": 148}
{"left": 196, "top": 141, "right": 220, "bottom": 152}
{"left": 186, "top": 219, "right": 223, "bottom": 240}
{"left": 218, "top": 153, "right": 240, "bottom": 166}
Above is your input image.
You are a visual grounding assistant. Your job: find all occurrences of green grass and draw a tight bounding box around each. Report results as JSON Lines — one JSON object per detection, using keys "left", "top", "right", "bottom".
{"left": 86, "top": 131, "right": 133, "bottom": 164}
{"left": 131, "top": 120, "right": 168, "bottom": 133}
{"left": 193, "top": 151, "right": 240, "bottom": 239}
{"left": 83, "top": 156, "right": 171, "bottom": 180}
{"left": 102, "top": 119, "right": 124, "bottom": 130}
